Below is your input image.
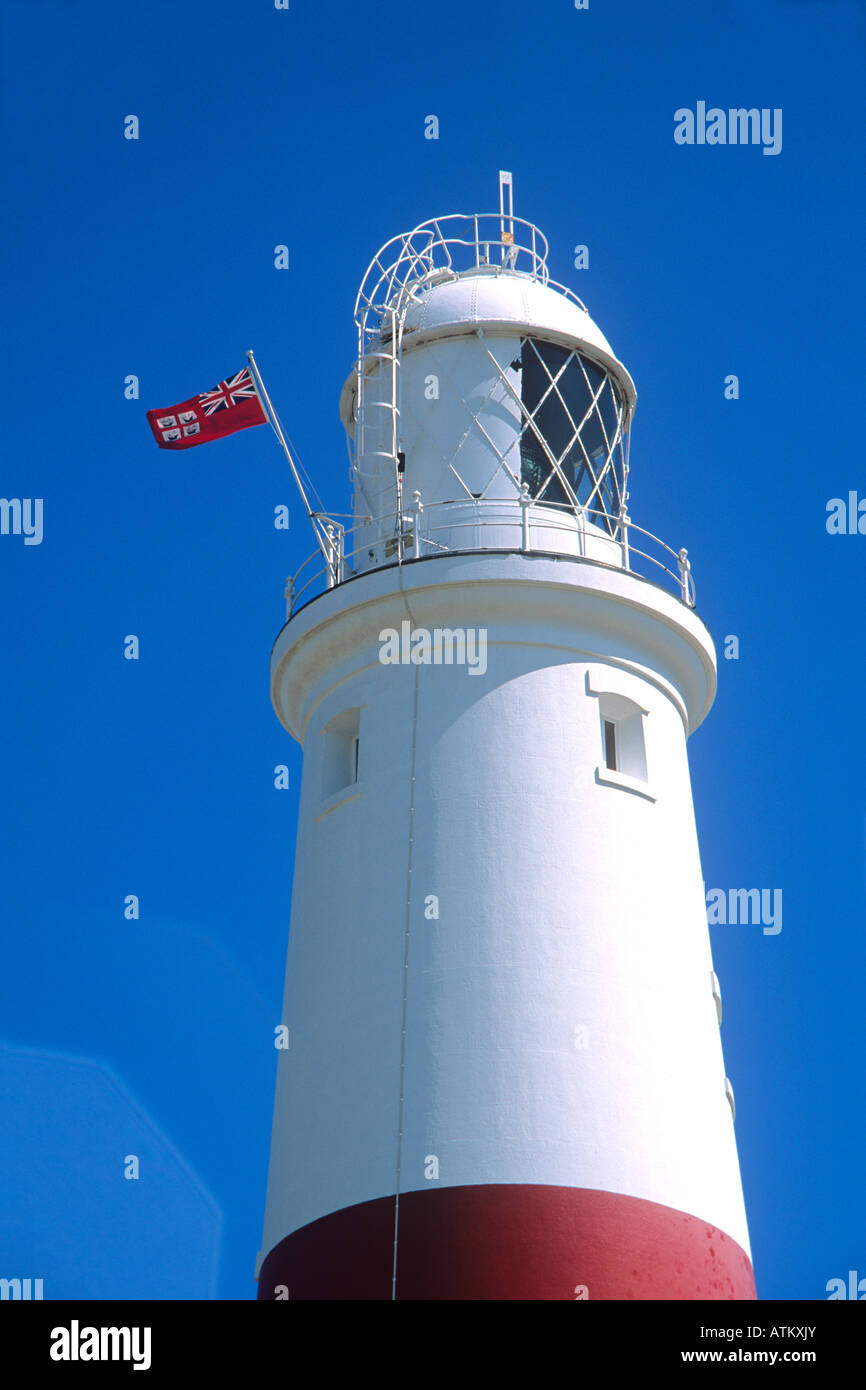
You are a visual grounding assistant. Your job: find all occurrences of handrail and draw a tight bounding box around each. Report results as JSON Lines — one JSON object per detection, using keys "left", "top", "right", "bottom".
{"left": 354, "top": 213, "right": 562, "bottom": 344}
{"left": 282, "top": 497, "right": 697, "bottom": 618}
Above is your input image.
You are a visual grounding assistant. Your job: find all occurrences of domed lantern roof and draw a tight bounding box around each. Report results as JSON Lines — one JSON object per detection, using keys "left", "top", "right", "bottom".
{"left": 340, "top": 186, "right": 635, "bottom": 431}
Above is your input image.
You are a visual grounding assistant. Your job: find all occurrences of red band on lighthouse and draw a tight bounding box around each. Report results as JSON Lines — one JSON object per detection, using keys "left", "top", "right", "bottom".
{"left": 258, "top": 1185, "right": 756, "bottom": 1301}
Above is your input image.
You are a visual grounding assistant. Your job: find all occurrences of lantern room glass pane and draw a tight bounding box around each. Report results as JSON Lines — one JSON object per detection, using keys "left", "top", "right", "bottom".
{"left": 518, "top": 338, "right": 625, "bottom": 534}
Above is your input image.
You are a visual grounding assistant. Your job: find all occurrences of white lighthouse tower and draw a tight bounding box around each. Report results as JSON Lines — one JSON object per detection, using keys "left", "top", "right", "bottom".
{"left": 257, "top": 176, "right": 756, "bottom": 1300}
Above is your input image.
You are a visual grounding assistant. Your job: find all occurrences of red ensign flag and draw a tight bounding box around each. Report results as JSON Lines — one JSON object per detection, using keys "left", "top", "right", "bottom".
{"left": 147, "top": 366, "right": 267, "bottom": 450}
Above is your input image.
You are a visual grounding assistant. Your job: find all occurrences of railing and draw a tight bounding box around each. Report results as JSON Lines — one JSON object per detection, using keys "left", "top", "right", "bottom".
{"left": 283, "top": 497, "right": 696, "bottom": 618}
{"left": 354, "top": 213, "right": 582, "bottom": 349}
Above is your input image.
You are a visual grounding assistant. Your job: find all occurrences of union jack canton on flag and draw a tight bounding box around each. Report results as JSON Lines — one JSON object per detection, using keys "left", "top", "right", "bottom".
{"left": 146, "top": 367, "right": 267, "bottom": 450}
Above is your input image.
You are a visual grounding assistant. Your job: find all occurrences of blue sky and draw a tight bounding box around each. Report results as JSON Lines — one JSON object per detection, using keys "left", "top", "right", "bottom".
{"left": 1, "top": 0, "right": 864, "bottom": 1299}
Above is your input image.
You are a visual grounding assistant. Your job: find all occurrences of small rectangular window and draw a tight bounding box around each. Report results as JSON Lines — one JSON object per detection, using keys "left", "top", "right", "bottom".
{"left": 588, "top": 673, "right": 652, "bottom": 799}
{"left": 321, "top": 708, "right": 362, "bottom": 800}
{"left": 603, "top": 718, "right": 618, "bottom": 771}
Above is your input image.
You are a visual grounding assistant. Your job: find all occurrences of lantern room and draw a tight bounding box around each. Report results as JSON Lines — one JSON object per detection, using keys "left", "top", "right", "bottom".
{"left": 339, "top": 174, "right": 637, "bottom": 574}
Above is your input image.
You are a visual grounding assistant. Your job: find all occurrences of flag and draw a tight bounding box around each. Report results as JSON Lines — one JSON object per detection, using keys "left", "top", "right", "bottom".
{"left": 147, "top": 366, "right": 267, "bottom": 450}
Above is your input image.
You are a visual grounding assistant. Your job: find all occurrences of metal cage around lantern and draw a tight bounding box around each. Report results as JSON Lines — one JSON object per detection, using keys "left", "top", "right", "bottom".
{"left": 348, "top": 198, "right": 632, "bottom": 538}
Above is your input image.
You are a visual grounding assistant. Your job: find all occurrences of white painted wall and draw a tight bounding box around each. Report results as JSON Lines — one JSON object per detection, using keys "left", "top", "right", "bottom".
{"left": 259, "top": 554, "right": 751, "bottom": 1270}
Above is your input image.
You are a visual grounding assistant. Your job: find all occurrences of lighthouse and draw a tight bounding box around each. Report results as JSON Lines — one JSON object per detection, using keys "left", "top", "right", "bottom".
{"left": 256, "top": 176, "right": 756, "bottom": 1300}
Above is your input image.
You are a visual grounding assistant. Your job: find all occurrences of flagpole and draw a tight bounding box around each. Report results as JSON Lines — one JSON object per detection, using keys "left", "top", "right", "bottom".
{"left": 246, "top": 350, "right": 339, "bottom": 584}
{"left": 246, "top": 350, "right": 319, "bottom": 523}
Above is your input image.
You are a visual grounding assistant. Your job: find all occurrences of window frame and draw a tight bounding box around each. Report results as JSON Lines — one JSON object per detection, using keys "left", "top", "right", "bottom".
{"left": 586, "top": 669, "right": 655, "bottom": 802}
